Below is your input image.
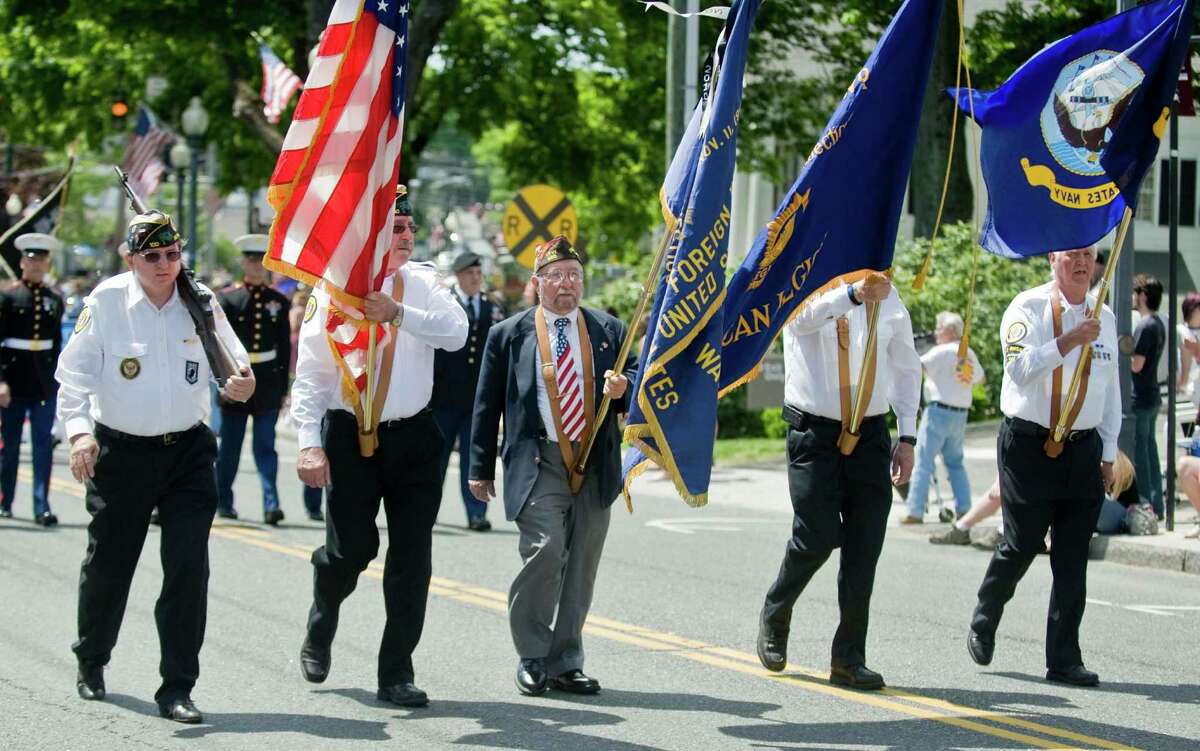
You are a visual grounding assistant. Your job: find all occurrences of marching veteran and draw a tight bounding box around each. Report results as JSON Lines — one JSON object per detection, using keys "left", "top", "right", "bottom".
{"left": 291, "top": 185, "right": 467, "bottom": 708}
{"left": 58, "top": 210, "right": 254, "bottom": 723}
{"left": 215, "top": 234, "right": 296, "bottom": 524}
{"left": 756, "top": 272, "right": 921, "bottom": 691}
{"left": 469, "top": 235, "right": 638, "bottom": 697}
{"left": 0, "top": 233, "right": 65, "bottom": 526}
{"left": 966, "top": 245, "right": 1119, "bottom": 688}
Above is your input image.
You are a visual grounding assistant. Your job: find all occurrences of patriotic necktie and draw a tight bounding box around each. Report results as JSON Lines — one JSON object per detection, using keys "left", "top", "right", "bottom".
{"left": 554, "top": 317, "right": 585, "bottom": 441}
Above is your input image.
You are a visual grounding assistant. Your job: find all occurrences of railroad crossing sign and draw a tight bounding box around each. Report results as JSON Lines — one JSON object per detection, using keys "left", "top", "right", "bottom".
{"left": 502, "top": 185, "right": 578, "bottom": 269}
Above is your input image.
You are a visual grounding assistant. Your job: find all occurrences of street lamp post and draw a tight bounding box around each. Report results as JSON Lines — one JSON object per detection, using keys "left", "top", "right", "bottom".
{"left": 169, "top": 140, "right": 191, "bottom": 241}
{"left": 181, "top": 96, "right": 209, "bottom": 273}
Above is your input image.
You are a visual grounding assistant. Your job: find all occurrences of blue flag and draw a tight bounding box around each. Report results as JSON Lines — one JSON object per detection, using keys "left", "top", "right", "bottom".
{"left": 622, "top": 0, "right": 760, "bottom": 506}
{"left": 953, "top": 0, "right": 1194, "bottom": 258}
{"left": 718, "top": 0, "right": 942, "bottom": 397}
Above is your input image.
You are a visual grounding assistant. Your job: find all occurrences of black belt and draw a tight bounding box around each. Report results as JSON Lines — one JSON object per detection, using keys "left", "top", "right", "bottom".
{"left": 930, "top": 401, "right": 968, "bottom": 413}
{"left": 326, "top": 407, "right": 432, "bottom": 430}
{"left": 95, "top": 422, "right": 203, "bottom": 447}
{"left": 782, "top": 404, "right": 885, "bottom": 431}
{"left": 1006, "top": 416, "right": 1094, "bottom": 442}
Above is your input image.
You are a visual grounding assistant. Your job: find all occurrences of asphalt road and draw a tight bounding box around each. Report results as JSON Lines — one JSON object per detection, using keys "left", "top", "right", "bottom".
{"left": 1, "top": 429, "right": 1197, "bottom": 750}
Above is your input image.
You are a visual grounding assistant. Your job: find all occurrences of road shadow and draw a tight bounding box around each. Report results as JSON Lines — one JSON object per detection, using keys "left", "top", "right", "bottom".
{"left": 987, "top": 670, "right": 1200, "bottom": 705}
{"left": 552, "top": 688, "right": 780, "bottom": 721}
{"left": 104, "top": 692, "right": 391, "bottom": 741}
{"left": 0, "top": 522, "right": 88, "bottom": 531}
{"left": 720, "top": 715, "right": 1038, "bottom": 751}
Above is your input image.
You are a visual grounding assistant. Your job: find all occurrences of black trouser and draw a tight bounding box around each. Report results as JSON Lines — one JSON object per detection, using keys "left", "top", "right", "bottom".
{"left": 72, "top": 423, "right": 218, "bottom": 705}
{"left": 762, "top": 410, "right": 892, "bottom": 669}
{"left": 307, "top": 409, "right": 444, "bottom": 687}
{"left": 971, "top": 418, "right": 1104, "bottom": 671}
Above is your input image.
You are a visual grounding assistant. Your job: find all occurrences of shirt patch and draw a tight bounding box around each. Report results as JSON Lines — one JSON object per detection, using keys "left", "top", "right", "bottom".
{"left": 120, "top": 357, "right": 140, "bottom": 380}
{"left": 74, "top": 306, "right": 92, "bottom": 334}
{"left": 303, "top": 296, "right": 317, "bottom": 323}
{"left": 1005, "top": 321, "right": 1028, "bottom": 344}
{"left": 185, "top": 360, "right": 200, "bottom": 385}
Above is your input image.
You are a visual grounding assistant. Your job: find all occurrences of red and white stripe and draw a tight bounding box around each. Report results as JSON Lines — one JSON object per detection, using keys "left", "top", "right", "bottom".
{"left": 556, "top": 340, "right": 586, "bottom": 441}
{"left": 266, "top": 0, "right": 404, "bottom": 301}
{"left": 260, "top": 45, "right": 303, "bottom": 124}
{"left": 122, "top": 117, "right": 173, "bottom": 199}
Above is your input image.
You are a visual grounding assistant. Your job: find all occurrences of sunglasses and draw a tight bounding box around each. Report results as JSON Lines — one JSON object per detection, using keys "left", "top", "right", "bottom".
{"left": 139, "top": 249, "right": 182, "bottom": 264}
{"left": 393, "top": 221, "right": 418, "bottom": 233}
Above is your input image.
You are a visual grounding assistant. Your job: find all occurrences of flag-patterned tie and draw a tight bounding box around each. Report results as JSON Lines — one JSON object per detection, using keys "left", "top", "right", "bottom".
{"left": 554, "top": 317, "right": 585, "bottom": 441}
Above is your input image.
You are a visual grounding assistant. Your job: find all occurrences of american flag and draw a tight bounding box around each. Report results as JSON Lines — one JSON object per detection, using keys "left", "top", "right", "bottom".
{"left": 259, "top": 42, "right": 303, "bottom": 124}
{"left": 265, "top": 0, "right": 410, "bottom": 401}
{"left": 121, "top": 106, "right": 174, "bottom": 199}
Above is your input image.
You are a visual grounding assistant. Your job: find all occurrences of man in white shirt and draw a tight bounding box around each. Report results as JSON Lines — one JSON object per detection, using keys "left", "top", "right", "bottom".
{"left": 291, "top": 186, "right": 467, "bottom": 708}
{"left": 967, "top": 245, "right": 1119, "bottom": 688}
{"left": 902, "top": 311, "right": 984, "bottom": 523}
{"left": 58, "top": 210, "right": 255, "bottom": 723}
{"left": 756, "top": 273, "right": 920, "bottom": 691}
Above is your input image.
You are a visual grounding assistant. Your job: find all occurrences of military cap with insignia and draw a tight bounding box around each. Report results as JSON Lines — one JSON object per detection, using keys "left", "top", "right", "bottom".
{"left": 126, "top": 210, "right": 182, "bottom": 253}
{"left": 233, "top": 234, "right": 270, "bottom": 256}
{"left": 452, "top": 251, "right": 482, "bottom": 273}
{"left": 394, "top": 184, "right": 413, "bottom": 217}
{"left": 14, "top": 232, "right": 62, "bottom": 256}
{"left": 533, "top": 235, "right": 583, "bottom": 273}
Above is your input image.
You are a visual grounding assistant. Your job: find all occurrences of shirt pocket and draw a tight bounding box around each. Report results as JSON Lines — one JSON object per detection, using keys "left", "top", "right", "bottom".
{"left": 173, "top": 337, "right": 209, "bottom": 388}
{"left": 107, "top": 342, "right": 148, "bottom": 384}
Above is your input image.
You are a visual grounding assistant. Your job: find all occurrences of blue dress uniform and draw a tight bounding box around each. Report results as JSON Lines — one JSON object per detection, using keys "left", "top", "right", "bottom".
{"left": 432, "top": 251, "right": 503, "bottom": 530}
{"left": 0, "top": 233, "right": 65, "bottom": 525}
{"left": 214, "top": 234, "right": 298, "bottom": 523}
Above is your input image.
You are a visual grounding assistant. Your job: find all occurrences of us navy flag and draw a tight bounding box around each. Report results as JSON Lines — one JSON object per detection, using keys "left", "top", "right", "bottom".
{"left": 953, "top": 0, "right": 1195, "bottom": 258}
{"left": 718, "top": 0, "right": 942, "bottom": 401}
{"left": 622, "top": 0, "right": 760, "bottom": 506}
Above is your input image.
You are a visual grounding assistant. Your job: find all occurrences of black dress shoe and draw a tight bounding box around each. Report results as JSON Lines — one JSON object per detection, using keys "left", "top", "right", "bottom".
{"left": 516, "top": 658, "right": 548, "bottom": 696}
{"left": 76, "top": 663, "right": 105, "bottom": 701}
{"left": 829, "top": 664, "right": 885, "bottom": 691}
{"left": 299, "top": 639, "right": 331, "bottom": 683}
{"left": 158, "top": 697, "right": 203, "bottom": 724}
{"left": 756, "top": 613, "right": 788, "bottom": 672}
{"left": 0, "top": 507, "right": 13, "bottom": 519}
{"left": 1047, "top": 665, "right": 1100, "bottom": 687}
{"left": 264, "top": 509, "right": 285, "bottom": 526}
{"left": 216, "top": 508, "right": 238, "bottom": 520}
{"left": 34, "top": 512, "right": 58, "bottom": 527}
{"left": 967, "top": 630, "right": 994, "bottom": 666}
{"left": 550, "top": 669, "right": 600, "bottom": 694}
{"left": 467, "top": 518, "right": 492, "bottom": 532}
{"left": 377, "top": 682, "right": 429, "bottom": 707}
{"left": 307, "top": 510, "right": 325, "bottom": 522}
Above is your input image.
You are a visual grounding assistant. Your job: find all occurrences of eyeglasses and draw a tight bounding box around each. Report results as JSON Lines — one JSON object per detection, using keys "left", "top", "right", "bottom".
{"left": 393, "top": 221, "right": 418, "bottom": 233}
{"left": 139, "top": 249, "right": 182, "bottom": 264}
{"left": 539, "top": 270, "right": 583, "bottom": 284}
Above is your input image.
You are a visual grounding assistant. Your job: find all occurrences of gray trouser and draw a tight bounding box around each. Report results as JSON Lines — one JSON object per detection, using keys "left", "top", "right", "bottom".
{"left": 508, "top": 441, "right": 611, "bottom": 675}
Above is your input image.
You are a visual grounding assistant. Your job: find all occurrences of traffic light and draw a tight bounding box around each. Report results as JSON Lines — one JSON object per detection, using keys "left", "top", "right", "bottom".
{"left": 111, "top": 92, "right": 129, "bottom": 124}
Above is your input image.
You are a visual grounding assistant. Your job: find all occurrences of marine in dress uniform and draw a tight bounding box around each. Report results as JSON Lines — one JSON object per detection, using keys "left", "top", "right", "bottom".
{"left": 967, "top": 246, "right": 1119, "bottom": 688}
{"left": 432, "top": 250, "right": 504, "bottom": 531}
{"left": 0, "top": 233, "right": 65, "bottom": 525}
{"left": 468, "top": 236, "right": 637, "bottom": 697}
{"left": 214, "top": 234, "right": 302, "bottom": 524}
{"left": 756, "top": 274, "right": 920, "bottom": 691}
{"left": 57, "top": 211, "right": 254, "bottom": 723}
{"left": 292, "top": 185, "right": 467, "bottom": 708}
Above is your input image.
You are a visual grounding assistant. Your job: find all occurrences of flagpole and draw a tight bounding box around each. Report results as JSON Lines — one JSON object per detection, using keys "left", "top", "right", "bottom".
{"left": 1044, "top": 207, "right": 1132, "bottom": 457}
{"left": 574, "top": 225, "right": 676, "bottom": 479}
{"left": 838, "top": 278, "right": 885, "bottom": 456}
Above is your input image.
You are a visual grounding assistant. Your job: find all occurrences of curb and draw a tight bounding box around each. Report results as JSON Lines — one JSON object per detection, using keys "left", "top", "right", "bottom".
{"left": 1088, "top": 535, "right": 1200, "bottom": 575}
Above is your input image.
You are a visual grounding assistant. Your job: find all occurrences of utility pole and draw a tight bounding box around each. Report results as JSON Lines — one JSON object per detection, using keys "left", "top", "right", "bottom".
{"left": 665, "top": 0, "right": 688, "bottom": 168}
{"left": 1114, "top": 0, "right": 1137, "bottom": 458}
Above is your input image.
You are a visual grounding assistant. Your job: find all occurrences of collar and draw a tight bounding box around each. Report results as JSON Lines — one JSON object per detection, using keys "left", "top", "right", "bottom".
{"left": 127, "top": 273, "right": 179, "bottom": 311}
{"left": 1052, "top": 285, "right": 1091, "bottom": 314}
{"left": 540, "top": 305, "right": 579, "bottom": 328}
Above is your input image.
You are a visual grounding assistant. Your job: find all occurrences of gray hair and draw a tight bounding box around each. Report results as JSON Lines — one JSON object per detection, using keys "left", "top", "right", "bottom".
{"left": 936, "top": 311, "right": 964, "bottom": 338}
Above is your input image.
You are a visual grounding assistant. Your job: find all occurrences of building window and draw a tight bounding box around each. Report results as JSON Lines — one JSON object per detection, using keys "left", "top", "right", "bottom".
{"left": 1137, "top": 162, "right": 1156, "bottom": 222}
{"left": 1158, "top": 158, "right": 1197, "bottom": 227}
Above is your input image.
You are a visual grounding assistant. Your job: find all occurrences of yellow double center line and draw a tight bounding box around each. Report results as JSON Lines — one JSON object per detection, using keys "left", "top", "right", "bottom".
{"left": 34, "top": 470, "right": 1137, "bottom": 750}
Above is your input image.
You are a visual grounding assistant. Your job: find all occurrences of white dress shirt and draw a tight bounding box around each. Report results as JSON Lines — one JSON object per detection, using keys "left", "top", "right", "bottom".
{"left": 999, "top": 282, "right": 1121, "bottom": 462}
{"left": 56, "top": 272, "right": 250, "bottom": 438}
{"left": 534, "top": 306, "right": 585, "bottom": 435}
{"left": 455, "top": 286, "right": 480, "bottom": 320}
{"left": 921, "top": 341, "right": 984, "bottom": 409}
{"left": 783, "top": 283, "right": 922, "bottom": 436}
{"left": 290, "top": 263, "right": 468, "bottom": 450}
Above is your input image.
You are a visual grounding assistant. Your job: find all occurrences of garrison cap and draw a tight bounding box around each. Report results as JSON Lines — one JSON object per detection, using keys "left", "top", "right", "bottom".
{"left": 14, "top": 232, "right": 61, "bottom": 255}
{"left": 393, "top": 184, "right": 412, "bottom": 217}
{"left": 533, "top": 235, "right": 582, "bottom": 274}
{"left": 126, "top": 210, "right": 181, "bottom": 253}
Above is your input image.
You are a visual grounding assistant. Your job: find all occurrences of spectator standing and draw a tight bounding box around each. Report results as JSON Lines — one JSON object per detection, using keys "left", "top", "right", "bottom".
{"left": 1131, "top": 273, "right": 1165, "bottom": 518}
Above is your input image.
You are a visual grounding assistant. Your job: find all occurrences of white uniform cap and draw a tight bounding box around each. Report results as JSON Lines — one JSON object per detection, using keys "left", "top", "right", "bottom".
{"left": 14, "top": 233, "right": 62, "bottom": 254}
{"left": 233, "top": 234, "right": 270, "bottom": 255}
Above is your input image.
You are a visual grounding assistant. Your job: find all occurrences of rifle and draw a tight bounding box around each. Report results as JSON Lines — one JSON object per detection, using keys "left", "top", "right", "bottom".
{"left": 114, "top": 167, "right": 241, "bottom": 386}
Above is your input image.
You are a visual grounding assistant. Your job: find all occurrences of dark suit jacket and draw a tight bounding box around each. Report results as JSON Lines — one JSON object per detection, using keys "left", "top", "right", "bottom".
{"left": 431, "top": 290, "right": 501, "bottom": 412}
{"left": 469, "top": 306, "right": 638, "bottom": 521}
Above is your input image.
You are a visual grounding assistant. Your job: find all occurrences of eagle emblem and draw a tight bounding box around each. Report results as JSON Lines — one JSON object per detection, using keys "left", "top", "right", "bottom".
{"left": 1041, "top": 50, "right": 1144, "bottom": 177}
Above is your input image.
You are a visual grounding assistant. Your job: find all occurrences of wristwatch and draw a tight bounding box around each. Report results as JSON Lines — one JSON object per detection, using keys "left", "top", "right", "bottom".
{"left": 898, "top": 435, "right": 917, "bottom": 446}
{"left": 847, "top": 284, "right": 862, "bottom": 305}
{"left": 390, "top": 303, "right": 404, "bottom": 329}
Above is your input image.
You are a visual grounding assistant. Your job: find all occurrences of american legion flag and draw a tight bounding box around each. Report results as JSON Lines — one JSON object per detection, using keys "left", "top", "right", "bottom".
{"left": 121, "top": 106, "right": 174, "bottom": 199}
{"left": 952, "top": 0, "right": 1195, "bottom": 258}
{"left": 259, "top": 41, "right": 304, "bottom": 124}
{"left": 265, "top": 0, "right": 410, "bottom": 405}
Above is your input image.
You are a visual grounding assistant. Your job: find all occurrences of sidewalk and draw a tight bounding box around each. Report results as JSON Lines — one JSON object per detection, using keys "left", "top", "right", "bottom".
{"left": 896, "top": 417, "right": 1200, "bottom": 576}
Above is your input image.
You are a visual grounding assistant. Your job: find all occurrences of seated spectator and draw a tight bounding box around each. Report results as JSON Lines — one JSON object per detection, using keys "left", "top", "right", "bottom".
{"left": 1095, "top": 451, "right": 1144, "bottom": 534}
{"left": 1172, "top": 455, "right": 1200, "bottom": 539}
{"left": 928, "top": 478, "right": 1001, "bottom": 547}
